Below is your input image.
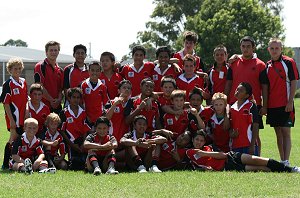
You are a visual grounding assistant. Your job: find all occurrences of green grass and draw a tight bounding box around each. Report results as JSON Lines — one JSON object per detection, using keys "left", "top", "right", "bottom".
{"left": 0, "top": 100, "right": 300, "bottom": 197}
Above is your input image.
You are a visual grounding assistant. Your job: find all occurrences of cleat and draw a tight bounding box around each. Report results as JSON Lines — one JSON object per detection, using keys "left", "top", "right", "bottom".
{"left": 106, "top": 167, "right": 119, "bottom": 174}
{"left": 93, "top": 167, "right": 102, "bottom": 175}
{"left": 24, "top": 158, "right": 33, "bottom": 174}
{"left": 137, "top": 165, "right": 147, "bottom": 173}
{"left": 149, "top": 165, "right": 162, "bottom": 173}
{"left": 38, "top": 167, "right": 56, "bottom": 174}
{"left": 291, "top": 166, "right": 300, "bottom": 173}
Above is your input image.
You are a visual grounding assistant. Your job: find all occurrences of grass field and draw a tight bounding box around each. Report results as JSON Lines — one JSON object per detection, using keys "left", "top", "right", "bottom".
{"left": 0, "top": 100, "right": 299, "bottom": 198}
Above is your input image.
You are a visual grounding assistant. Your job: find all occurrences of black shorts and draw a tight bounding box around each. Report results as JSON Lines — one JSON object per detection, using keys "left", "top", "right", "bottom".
{"left": 266, "top": 106, "right": 295, "bottom": 127}
{"left": 256, "top": 105, "right": 264, "bottom": 129}
{"left": 224, "top": 151, "right": 245, "bottom": 171}
{"left": 8, "top": 126, "right": 24, "bottom": 136}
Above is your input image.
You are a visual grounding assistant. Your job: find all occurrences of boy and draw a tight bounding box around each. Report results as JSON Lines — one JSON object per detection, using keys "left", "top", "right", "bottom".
{"left": 263, "top": 38, "right": 299, "bottom": 165}
{"left": 41, "top": 113, "right": 68, "bottom": 170}
{"left": 0, "top": 57, "right": 28, "bottom": 169}
{"left": 81, "top": 61, "right": 109, "bottom": 124}
{"left": 63, "top": 44, "right": 89, "bottom": 105}
{"left": 100, "top": 51, "right": 124, "bottom": 99}
{"left": 10, "top": 118, "right": 49, "bottom": 173}
{"left": 173, "top": 31, "right": 205, "bottom": 71}
{"left": 26, "top": 83, "right": 51, "bottom": 137}
{"left": 59, "top": 87, "right": 91, "bottom": 170}
{"left": 84, "top": 117, "right": 119, "bottom": 175}
{"left": 118, "top": 45, "right": 155, "bottom": 96}
{"left": 120, "top": 115, "right": 167, "bottom": 173}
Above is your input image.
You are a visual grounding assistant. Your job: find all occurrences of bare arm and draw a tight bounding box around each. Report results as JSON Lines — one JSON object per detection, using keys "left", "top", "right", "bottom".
{"left": 196, "top": 149, "right": 227, "bottom": 159}
{"left": 224, "top": 80, "right": 232, "bottom": 97}
{"left": 286, "top": 80, "right": 297, "bottom": 112}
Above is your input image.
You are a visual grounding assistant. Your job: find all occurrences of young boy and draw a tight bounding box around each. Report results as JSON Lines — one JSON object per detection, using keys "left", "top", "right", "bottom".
{"left": 83, "top": 117, "right": 119, "bottom": 175}
{"left": 176, "top": 54, "right": 210, "bottom": 100}
{"left": 230, "top": 82, "right": 259, "bottom": 156}
{"left": 0, "top": 57, "right": 28, "bottom": 169}
{"left": 186, "top": 130, "right": 300, "bottom": 173}
{"left": 41, "top": 113, "right": 68, "bottom": 170}
{"left": 118, "top": 45, "right": 155, "bottom": 96}
{"left": 10, "top": 118, "right": 49, "bottom": 173}
{"left": 173, "top": 31, "right": 205, "bottom": 71}
{"left": 59, "top": 87, "right": 91, "bottom": 170}
{"left": 120, "top": 115, "right": 167, "bottom": 173}
{"left": 81, "top": 61, "right": 109, "bottom": 124}
{"left": 208, "top": 45, "right": 229, "bottom": 95}
{"left": 100, "top": 51, "right": 124, "bottom": 99}
{"left": 152, "top": 46, "right": 181, "bottom": 92}
{"left": 26, "top": 83, "right": 51, "bottom": 138}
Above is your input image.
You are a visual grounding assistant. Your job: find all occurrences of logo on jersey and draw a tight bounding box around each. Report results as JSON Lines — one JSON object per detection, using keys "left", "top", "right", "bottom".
{"left": 114, "top": 107, "right": 120, "bottom": 113}
{"left": 21, "top": 146, "right": 27, "bottom": 152}
{"left": 193, "top": 153, "right": 201, "bottom": 160}
{"left": 101, "top": 79, "right": 106, "bottom": 85}
{"left": 153, "top": 74, "right": 158, "bottom": 81}
{"left": 85, "top": 88, "right": 91, "bottom": 94}
{"left": 128, "top": 72, "right": 134, "bottom": 77}
{"left": 167, "top": 118, "right": 174, "bottom": 125}
{"left": 13, "top": 88, "right": 20, "bottom": 95}
{"left": 162, "top": 143, "right": 169, "bottom": 150}
{"left": 67, "top": 117, "right": 74, "bottom": 123}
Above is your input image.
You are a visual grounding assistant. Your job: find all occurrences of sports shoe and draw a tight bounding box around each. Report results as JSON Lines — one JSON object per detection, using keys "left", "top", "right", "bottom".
{"left": 24, "top": 158, "right": 33, "bottom": 174}
{"left": 149, "top": 165, "right": 162, "bottom": 173}
{"left": 93, "top": 166, "right": 102, "bottom": 175}
{"left": 281, "top": 160, "right": 290, "bottom": 166}
{"left": 38, "top": 167, "right": 56, "bottom": 174}
{"left": 106, "top": 167, "right": 119, "bottom": 174}
{"left": 291, "top": 166, "right": 300, "bottom": 173}
{"left": 137, "top": 165, "right": 147, "bottom": 173}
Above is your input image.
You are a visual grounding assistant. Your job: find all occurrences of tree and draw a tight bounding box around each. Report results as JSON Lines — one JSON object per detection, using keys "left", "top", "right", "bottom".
{"left": 3, "top": 39, "right": 28, "bottom": 47}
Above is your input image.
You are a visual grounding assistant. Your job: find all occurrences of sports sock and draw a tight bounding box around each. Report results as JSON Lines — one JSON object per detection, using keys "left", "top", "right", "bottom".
{"left": 2, "top": 143, "right": 11, "bottom": 169}
{"left": 132, "top": 155, "right": 143, "bottom": 167}
{"left": 89, "top": 155, "right": 100, "bottom": 169}
{"left": 151, "top": 156, "right": 159, "bottom": 166}
{"left": 267, "top": 159, "right": 292, "bottom": 172}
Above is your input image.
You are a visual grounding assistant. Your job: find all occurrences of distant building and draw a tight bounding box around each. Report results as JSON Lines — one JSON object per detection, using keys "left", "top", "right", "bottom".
{"left": 292, "top": 47, "right": 300, "bottom": 88}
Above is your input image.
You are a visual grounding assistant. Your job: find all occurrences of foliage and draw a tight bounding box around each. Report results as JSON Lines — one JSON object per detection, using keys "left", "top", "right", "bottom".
{"left": 2, "top": 39, "right": 28, "bottom": 47}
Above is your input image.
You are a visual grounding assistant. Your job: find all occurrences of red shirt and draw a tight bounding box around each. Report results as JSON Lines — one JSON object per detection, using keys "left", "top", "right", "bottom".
{"left": 152, "top": 64, "right": 180, "bottom": 92}
{"left": 157, "top": 95, "right": 172, "bottom": 107}
{"left": 42, "top": 129, "right": 65, "bottom": 157}
{"left": 34, "top": 59, "right": 63, "bottom": 107}
{"left": 85, "top": 133, "right": 115, "bottom": 156}
{"left": 173, "top": 50, "right": 203, "bottom": 71}
{"left": 81, "top": 78, "right": 109, "bottom": 123}
{"left": 208, "top": 114, "right": 230, "bottom": 152}
{"left": 122, "top": 130, "right": 155, "bottom": 155}
{"left": 60, "top": 105, "right": 91, "bottom": 142}
{"left": 265, "top": 55, "right": 299, "bottom": 108}
{"left": 176, "top": 74, "right": 205, "bottom": 100}
{"left": 12, "top": 133, "right": 44, "bottom": 161}
{"left": 99, "top": 72, "right": 123, "bottom": 99}
{"left": 158, "top": 141, "right": 186, "bottom": 170}
{"left": 164, "top": 110, "right": 189, "bottom": 140}
{"left": 63, "top": 63, "right": 89, "bottom": 89}
{"left": 28, "top": 101, "right": 50, "bottom": 135}
{"left": 119, "top": 62, "right": 155, "bottom": 96}
{"left": 227, "top": 56, "right": 266, "bottom": 105}
{"left": 199, "top": 106, "right": 215, "bottom": 125}
{"left": 208, "top": 63, "right": 228, "bottom": 94}
{"left": 186, "top": 146, "right": 226, "bottom": 171}
{"left": 0, "top": 76, "right": 27, "bottom": 128}
{"left": 230, "top": 100, "right": 258, "bottom": 149}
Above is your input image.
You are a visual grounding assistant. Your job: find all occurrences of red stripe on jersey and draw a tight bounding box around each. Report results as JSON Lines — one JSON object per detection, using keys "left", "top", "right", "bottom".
{"left": 176, "top": 74, "right": 205, "bottom": 100}
{"left": 163, "top": 110, "right": 189, "bottom": 140}
{"left": 173, "top": 50, "right": 202, "bottom": 71}
{"left": 208, "top": 64, "right": 228, "bottom": 94}
{"left": 152, "top": 64, "right": 180, "bottom": 92}
{"left": 28, "top": 101, "right": 50, "bottom": 135}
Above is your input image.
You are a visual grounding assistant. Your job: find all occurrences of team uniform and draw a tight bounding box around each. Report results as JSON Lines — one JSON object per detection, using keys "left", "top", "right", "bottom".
{"left": 0, "top": 76, "right": 28, "bottom": 135}
{"left": 85, "top": 133, "right": 116, "bottom": 157}
{"left": 63, "top": 63, "right": 89, "bottom": 90}
{"left": 9, "top": 133, "right": 44, "bottom": 169}
{"left": 118, "top": 62, "right": 155, "bottom": 96}
{"left": 99, "top": 72, "right": 123, "bottom": 99}
{"left": 176, "top": 74, "right": 206, "bottom": 100}
{"left": 208, "top": 63, "right": 228, "bottom": 94}
{"left": 230, "top": 99, "right": 259, "bottom": 155}
{"left": 152, "top": 64, "right": 180, "bottom": 92}
{"left": 173, "top": 50, "right": 204, "bottom": 71}
{"left": 27, "top": 101, "right": 51, "bottom": 137}
{"left": 198, "top": 106, "right": 215, "bottom": 125}
{"left": 34, "top": 58, "right": 63, "bottom": 112}
{"left": 81, "top": 78, "right": 109, "bottom": 124}
{"left": 41, "top": 128, "right": 66, "bottom": 158}
{"left": 263, "top": 55, "right": 299, "bottom": 127}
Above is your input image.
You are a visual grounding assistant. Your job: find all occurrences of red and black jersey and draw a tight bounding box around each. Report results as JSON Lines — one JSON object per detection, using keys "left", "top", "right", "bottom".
{"left": 264, "top": 55, "right": 299, "bottom": 108}
{"left": 152, "top": 64, "right": 180, "bottom": 92}
{"left": 157, "top": 95, "right": 172, "bottom": 107}
{"left": 11, "top": 133, "right": 44, "bottom": 161}
{"left": 60, "top": 105, "right": 91, "bottom": 142}
{"left": 198, "top": 105, "right": 214, "bottom": 125}
{"left": 227, "top": 57, "right": 266, "bottom": 105}
{"left": 186, "top": 146, "right": 226, "bottom": 171}
{"left": 208, "top": 63, "right": 228, "bottom": 94}
{"left": 81, "top": 78, "right": 109, "bottom": 123}
{"left": 63, "top": 63, "right": 89, "bottom": 89}
{"left": 118, "top": 62, "right": 155, "bottom": 96}
{"left": 27, "top": 101, "right": 50, "bottom": 136}
{"left": 133, "top": 97, "right": 160, "bottom": 132}
{"left": 163, "top": 110, "right": 190, "bottom": 140}
{"left": 34, "top": 58, "right": 63, "bottom": 107}
{"left": 99, "top": 72, "right": 123, "bottom": 99}
{"left": 176, "top": 74, "right": 205, "bottom": 100}
{"left": 85, "top": 133, "right": 116, "bottom": 156}
{"left": 41, "top": 128, "right": 65, "bottom": 157}
{"left": 173, "top": 50, "right": 203, "bottom": 71}
{"left": 207, "top": 114, "right": 230, "bottom": 152}
{"left": 0, "top": 76, "right": 27, "bottom": 128}
{"left": 230, "top": 100, "right": 258, "bottom": 149}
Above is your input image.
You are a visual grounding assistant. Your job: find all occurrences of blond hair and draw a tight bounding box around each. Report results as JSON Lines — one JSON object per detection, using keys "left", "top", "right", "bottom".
{"left": 268, "top": 38, "right": 283, "bottom": 47}
{"left": 170, "top": 89, "right": 186, "bottom": 100}
{"left": 45, "top": 113, "right": 61, "bottom": 126}
{"left": 212, "top": 92, "right": 227, "bottom": 105}
{"left": 6, "top": 57, "right": 24, "bottom": 74}
{"left": 24, "top": 118, "right": 38, "bottom": 127}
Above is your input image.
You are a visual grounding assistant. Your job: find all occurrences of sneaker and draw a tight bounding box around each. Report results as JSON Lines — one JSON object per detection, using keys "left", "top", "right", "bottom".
{"left": 149, "top": 165, "right": 162, "bottom": 173}
{"left": 291, "top": 166, "right": 300, "bottom": 173}
{"left": 106, "top": 167, "right": 119, "bottom": 174}
{"left": 38, "top": 167, "right": 56, "bottom": 174}
{"left": 281, "top": 160, "right": 290, "bottom": 166}
{"left": 137, "top": 165, "right": 147, "bottom": 173}
{"left": 93, "top": 166, "right": 102, "bottom": 175}
{"left": 24, "top": 158, "right": 33, "bottom": 174}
